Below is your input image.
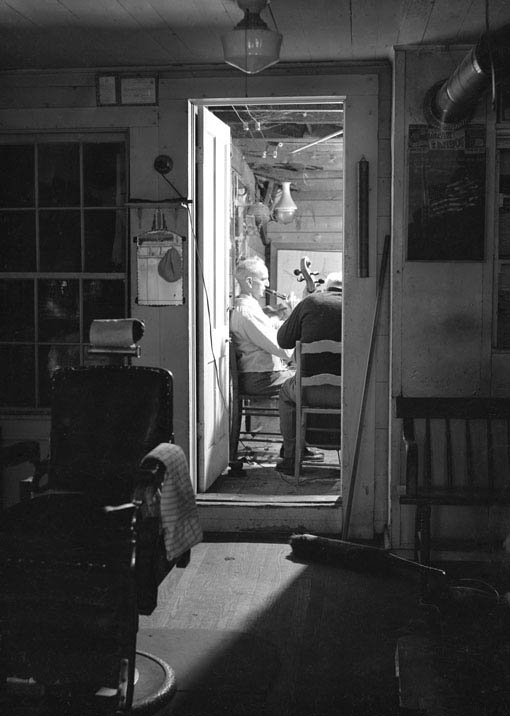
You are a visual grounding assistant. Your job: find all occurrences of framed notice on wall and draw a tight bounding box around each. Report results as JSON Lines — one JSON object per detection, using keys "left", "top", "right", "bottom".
{"left": 120, "top": 76, "right": 158, "bottom": 105}
{"left": 407, "top": 124, "right": 486, "bottom": 261}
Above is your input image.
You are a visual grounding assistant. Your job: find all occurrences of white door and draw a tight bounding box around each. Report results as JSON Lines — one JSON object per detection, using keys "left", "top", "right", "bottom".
{"left": 196, "top": 106, "right": 231, "bottom": 491}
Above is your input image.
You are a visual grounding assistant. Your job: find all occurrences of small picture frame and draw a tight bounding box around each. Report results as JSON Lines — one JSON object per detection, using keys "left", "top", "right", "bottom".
{"left": 96, "top": 74, "right": 119, "bottom": 106}
{"left": 120, "top": 76, "right": 158, "bottom": 106}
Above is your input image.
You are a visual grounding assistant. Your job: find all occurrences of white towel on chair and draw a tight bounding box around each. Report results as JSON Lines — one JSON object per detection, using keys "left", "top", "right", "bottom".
{"left": 142, "top": 442, "right": 202, "bottom": 561}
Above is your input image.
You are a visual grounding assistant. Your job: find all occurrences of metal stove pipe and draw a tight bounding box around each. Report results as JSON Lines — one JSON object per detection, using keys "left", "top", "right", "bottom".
{"left": 424, "top": 24, "right": 510, "bottom": 129}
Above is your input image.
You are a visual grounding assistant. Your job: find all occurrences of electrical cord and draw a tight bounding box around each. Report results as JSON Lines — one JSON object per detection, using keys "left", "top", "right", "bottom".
{"left": 185, "top": 203, "right": 229, "bottom": 415}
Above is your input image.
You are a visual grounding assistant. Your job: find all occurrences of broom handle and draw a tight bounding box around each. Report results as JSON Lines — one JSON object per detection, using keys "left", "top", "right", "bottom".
{"left": 387, "top": 552, "right": 446, "bottom": 578}
{"left": 342, "top": 234, "right": 390, "bottom": 539}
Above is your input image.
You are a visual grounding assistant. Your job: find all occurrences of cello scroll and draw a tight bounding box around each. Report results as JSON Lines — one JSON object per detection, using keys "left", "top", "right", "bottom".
{"left": 293, "top": 256, "right": 324, "bottom": 294}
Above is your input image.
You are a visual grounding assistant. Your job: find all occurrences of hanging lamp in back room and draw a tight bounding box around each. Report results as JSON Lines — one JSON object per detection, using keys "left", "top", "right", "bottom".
{"left": 273, "top": 181, "right": 297, "bottom": 224}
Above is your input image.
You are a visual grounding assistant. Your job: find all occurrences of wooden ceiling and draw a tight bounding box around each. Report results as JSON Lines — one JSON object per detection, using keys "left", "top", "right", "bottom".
{"left": 1, "top": 1, "right": 508, "bottom": 185}
{"left": 0, "top": 0, "right": 509, "bottom": 72}
{"left": 211, "top": 102, "right": 344, "bottom": 183}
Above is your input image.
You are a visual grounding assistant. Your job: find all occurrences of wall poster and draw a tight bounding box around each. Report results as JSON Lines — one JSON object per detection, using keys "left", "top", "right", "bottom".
{"left": 407, "top": 124, "right": 486, "bottom": 261}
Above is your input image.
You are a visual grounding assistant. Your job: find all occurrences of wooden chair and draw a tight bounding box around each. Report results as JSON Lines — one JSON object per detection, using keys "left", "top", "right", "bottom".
{"left": 294, "top": 340, "right": 342, "bottom": 479}
{"left": 229, "top": 342, "right": 280, "bottom": 467}
{"left": 396, "top": 396, "right": 510, "bottom": 565}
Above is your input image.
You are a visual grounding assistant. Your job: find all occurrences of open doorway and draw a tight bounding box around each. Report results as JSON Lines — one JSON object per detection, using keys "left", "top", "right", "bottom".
{"left": 194, "top": 98, "right": 344, "bottom": 500}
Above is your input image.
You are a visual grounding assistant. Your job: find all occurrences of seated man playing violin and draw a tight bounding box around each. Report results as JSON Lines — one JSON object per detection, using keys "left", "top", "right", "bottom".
{"left": 276, "top": 272, "right": 343, "bottom": 475}
{"left": 230, "top": 257, "right": 294, "bottom": 396}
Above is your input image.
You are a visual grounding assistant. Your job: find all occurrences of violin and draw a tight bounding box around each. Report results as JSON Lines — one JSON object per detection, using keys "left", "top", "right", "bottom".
{"left": 293, "top": 256, "right": 324, "bottom": 294}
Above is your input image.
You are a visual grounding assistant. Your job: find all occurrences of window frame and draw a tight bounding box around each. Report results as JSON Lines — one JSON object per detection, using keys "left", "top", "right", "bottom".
{"left": 0, "top": 131, "right": 129, "bottom": 412}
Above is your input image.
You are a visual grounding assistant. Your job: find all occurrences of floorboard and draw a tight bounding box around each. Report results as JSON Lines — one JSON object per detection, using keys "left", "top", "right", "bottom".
{"left": 138, "top": 540, "right": 424, "bottom": 716}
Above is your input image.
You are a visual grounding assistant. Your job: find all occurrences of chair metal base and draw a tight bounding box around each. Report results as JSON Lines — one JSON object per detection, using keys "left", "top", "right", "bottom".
{"left": 132, "top": 651, "right": 177, "bottom": 715}
{"left": 0, "top": 651, "right": 176, "bottom": 716}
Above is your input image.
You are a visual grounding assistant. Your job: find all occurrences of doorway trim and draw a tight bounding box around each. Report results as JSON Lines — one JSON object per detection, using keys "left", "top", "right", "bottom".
{"left": 188, "top": 78, "right": 382, "bottom": 538}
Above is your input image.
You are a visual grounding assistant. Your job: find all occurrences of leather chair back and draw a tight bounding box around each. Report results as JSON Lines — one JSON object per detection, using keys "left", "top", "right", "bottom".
{"left": 48, "top": 365, "right": 173, "bottom": 503}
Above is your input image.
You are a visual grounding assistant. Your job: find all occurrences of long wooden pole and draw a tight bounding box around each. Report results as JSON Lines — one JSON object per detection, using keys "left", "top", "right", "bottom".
{"left": 342, "top": 234, "right": 391, "bottom": 539}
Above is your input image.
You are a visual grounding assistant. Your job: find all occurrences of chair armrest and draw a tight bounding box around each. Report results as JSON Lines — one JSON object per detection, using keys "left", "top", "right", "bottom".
{"left": 132, "top": 458, "right": 166, "bottom": 506}
{"left": 18, "top": 456, "right": 49, "bottom": 502}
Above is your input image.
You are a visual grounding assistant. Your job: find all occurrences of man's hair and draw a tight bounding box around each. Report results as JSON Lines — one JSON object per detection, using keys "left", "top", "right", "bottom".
{"left": 235, "top": 256, "right": 267, "bottom": 282}
{"left": 325, "top": 272, "right": 343, "bottom": 291}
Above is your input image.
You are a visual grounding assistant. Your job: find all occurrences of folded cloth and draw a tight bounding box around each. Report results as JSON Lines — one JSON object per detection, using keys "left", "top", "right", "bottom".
{"left": 141, "top": 443, "right": 202, "bottom": 561}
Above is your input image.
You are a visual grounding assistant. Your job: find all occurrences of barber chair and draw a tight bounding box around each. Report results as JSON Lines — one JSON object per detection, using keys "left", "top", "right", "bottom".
{"left": 0, "top": 364, "right": 189, "bottom": 715}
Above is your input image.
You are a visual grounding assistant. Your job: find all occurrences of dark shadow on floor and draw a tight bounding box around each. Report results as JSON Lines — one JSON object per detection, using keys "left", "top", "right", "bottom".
{"left": 138, "top": 541, "right": 426, "bottom": 716}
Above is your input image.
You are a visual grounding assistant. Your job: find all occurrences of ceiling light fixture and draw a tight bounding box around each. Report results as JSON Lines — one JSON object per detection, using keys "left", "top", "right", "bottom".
{"left": 222, "top": 0, "right": 282, "bottom": 75}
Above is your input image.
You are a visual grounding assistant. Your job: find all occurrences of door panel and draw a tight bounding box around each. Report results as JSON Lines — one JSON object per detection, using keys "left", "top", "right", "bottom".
{"left": 197, "top": 106, "right": 231, "bottom": 491}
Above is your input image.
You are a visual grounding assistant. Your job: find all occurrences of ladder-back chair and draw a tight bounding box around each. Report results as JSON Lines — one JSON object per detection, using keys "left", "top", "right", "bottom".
{"left": 294, "top": 340, "right": 342, "bottom": 479}
{"left": 229, "top": 342, "right": 280, "bottom": 468}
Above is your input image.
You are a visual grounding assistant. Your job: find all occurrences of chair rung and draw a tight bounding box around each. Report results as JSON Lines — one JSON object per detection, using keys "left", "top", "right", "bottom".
{"left": 239, "top": 435, "right": 281, "bottom": 443}
{"left": 302, "top": 374, "right": 341, "bottom": 387}
{"left": 302, "top": 408, "right": 341, "bottom": 415}
{"left": 240, "top": 408, "right": 279, "bottom": 416}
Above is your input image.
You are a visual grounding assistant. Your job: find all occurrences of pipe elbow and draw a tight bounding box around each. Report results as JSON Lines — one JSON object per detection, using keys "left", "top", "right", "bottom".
{"left": 424, "top": 24, "right": 510, "bottom": 130}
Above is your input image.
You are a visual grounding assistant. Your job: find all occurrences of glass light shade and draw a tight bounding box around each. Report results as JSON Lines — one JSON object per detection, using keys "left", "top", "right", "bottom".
{"left": 222, "top": 24, "right": 282, "bottom": 74}
{"left": 273, "top": 182, "right": 297, "bottom": 224}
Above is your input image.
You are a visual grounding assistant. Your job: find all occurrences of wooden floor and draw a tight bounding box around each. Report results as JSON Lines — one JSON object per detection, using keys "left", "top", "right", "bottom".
{"left": 208, "top": 423, "right": 341, "bottom": 499}
{"left": 138, "top": 540, "right": 424, "bottom": 716}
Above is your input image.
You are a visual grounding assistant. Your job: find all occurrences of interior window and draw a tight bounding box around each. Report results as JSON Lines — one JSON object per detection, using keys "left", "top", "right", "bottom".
{"left": 0, "top": 135, "right": 128, "bottom": 408}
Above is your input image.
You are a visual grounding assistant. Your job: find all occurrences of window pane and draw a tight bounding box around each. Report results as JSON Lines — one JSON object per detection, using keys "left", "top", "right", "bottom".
{"left": 38, "top": 143, "right": 80, "bottom": 206}
{"left": 39, "top": 209, "right": 81, "bottom": 271}
{"left": 0, "top": 280, "right": 34, "bottom": 340}
{"left": 83, "top": 279, "right": 125, "bottom": 341}
{"left": 0, "top": 145, "right": 34, "bottom": 208}
{"left": 38, "top": 279, "right": 79, "bottom": 342}
{"left": 83, "top": 142, "right": 126, "bottom": 206}
{"left": 0, "top": 211, "right": 36, "bottom": 271}
{"left": 84, "top": 209, "right": 126, "bottom": 272}
{"left": 39, "top": 344, "right": 80, "bottom": 407}
{"left": 0, "top": 345, "right": 35, "bottom": 406}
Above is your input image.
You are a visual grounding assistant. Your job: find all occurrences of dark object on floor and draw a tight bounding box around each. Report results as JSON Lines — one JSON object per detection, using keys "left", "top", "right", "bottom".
{"left": 396, "top": 635, "right": 464, "bottom": 713}
{"left": 289, "top": 533, "right": 446, "bottom": 582}
{"left": 425, "top": 577, "right": 505, "bottom": 622}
